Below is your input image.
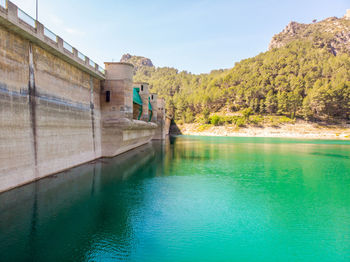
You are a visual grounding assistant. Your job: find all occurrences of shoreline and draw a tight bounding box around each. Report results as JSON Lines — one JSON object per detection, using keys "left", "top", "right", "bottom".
{"left": 173, "top": 123, "right": 350, "bottom": 140}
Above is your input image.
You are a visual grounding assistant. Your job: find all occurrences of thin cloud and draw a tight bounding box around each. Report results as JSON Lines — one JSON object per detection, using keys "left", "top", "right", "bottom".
{"left": 49, "top": 14, "right": 63, "bottom": 26}
{"left": 49, "top": 14, "right": 85, "bottom": 37}
{"left": 64, "top": 27, "right": 86, "bottom": 37}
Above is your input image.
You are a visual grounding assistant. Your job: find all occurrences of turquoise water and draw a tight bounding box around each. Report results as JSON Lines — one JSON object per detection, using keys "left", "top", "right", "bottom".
{"left": 0, "top": 136, "right": 350, "bottom": 261}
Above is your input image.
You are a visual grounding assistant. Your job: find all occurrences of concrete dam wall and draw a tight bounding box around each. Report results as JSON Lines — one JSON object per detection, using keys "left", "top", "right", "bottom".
{"left": 0, "top": 1, "right": 169, "bottom": 193}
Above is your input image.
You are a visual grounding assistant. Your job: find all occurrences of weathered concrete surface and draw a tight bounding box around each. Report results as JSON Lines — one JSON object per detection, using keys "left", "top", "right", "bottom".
{"left": 101, "top": 63, "right": 157, "bottom": 158}
{"left": 0, "top": 1, "right": 165, "bottom": 193}
{"left": 149, "top": 93, "right": 158, "bottom": 122}
{"left": 0, "top": 35, "right": 159, "bottom": 192}
{"left": 0, "top": 1, "right": 104, "bottom": 79}
{"left": 153, "top": 98, "right": 167, "bottom": 140}
{"left": 0, "top": 24, "right": 102, "bottom": 192}
{"left": 0, "top": 25, "right": 34, "bottom": 192}
{"left": 32, "top": 44, "right": 102, "bottom": 178}
{"left": 101, "top": 118, "right": 157, "bottom": 157}
{"left": 102, "top": 62, "right": 134, "bottom": 120}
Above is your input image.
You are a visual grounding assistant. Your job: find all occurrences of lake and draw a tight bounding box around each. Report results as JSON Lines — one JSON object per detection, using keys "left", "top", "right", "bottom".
{"left": 0, "top": 136, "right": 350, "bottom": 261}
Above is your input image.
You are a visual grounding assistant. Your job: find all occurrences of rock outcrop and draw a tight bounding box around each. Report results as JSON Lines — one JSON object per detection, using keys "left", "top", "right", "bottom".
{"left": 120, "top": 53, "right": 154, "bottom": 72}
{"left": 269, "top": 16, "right": 350, "bottom": 55}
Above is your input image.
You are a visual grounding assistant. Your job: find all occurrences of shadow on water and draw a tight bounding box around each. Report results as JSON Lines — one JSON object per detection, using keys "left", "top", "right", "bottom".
{"left": 0, "top": 139, "right": 170, "bottom": 262}
{"left": 310, "top": 152, "right": 350, "bottom": 159}
{"left": 169, "top": 122, "right": 182, "bottom": 135}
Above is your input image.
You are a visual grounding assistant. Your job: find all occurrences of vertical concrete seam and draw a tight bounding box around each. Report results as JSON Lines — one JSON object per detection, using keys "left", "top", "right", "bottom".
{"left": 90, "top": 76, "right": 96, "bottom": 155}
{"left": 28, "top": 43, "right": 38, "bottom": 177}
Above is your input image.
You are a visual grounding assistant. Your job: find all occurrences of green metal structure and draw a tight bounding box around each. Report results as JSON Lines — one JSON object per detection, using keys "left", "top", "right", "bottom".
{"left": 148, "top": 97, "right": 153, "bottom": 122}
{"left": 133, "top": 87, "right": 143, "bottom": 120}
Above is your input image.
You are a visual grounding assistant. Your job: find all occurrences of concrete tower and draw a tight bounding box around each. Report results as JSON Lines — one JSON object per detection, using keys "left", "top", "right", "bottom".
{"left": 153, "top": 98, "right": 166, "bottom": 140}
{"left": 149, "top": 93, "right": 158, "bottom": 122}
{"left": 102, "top": 62, "right": 134, "bottom": 120}
{"left": 345, "top": 9, "right": 350, "bottom": 20}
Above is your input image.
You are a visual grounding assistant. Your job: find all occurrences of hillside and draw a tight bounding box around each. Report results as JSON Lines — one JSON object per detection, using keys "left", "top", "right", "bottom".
{"left": 269, "top": 17, "right": 350, "bottom": 55}
{"left": 122, "top": 15, "right": 350, "bottom": 124}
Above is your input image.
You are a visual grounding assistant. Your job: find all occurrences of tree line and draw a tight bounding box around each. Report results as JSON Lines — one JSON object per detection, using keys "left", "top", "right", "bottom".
{"left": 133, "top": 40, "right": 350, "bottom": 123}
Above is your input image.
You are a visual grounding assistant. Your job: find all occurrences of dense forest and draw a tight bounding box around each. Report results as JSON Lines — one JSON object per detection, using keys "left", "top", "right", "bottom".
{"left": 124, "top": 16, "right": 350, "bottom": 124}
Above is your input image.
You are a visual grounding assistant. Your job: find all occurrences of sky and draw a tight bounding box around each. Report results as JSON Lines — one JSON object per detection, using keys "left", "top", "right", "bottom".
{"left": 11, "top": 0, "right": 349, "bottom": 74}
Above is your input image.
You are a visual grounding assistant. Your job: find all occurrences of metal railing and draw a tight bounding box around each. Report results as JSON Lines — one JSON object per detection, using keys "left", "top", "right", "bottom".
{"left": 98, "top": 66, "right": 105, "bottom": 74}
{"left": 0, "top": 0, "right": 105, "bottom": 75}
{"left": 17, "top": 7, "right": 36, "bottom": 28}
{"left": 63, "top": 41, "right": 73, "bottom": 53}
{"left": 44, "top": 27, "right": 57, "bottom": 42}
{"left": 78, "top": 51, "right": 85, "bottom": 61}
{"left": 89, "top": 59, "right": 95, "bottom": 68}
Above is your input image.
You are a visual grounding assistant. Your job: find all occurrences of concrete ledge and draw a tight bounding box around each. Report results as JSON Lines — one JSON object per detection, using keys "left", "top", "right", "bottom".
{"left": 103, "top": 118, "right": 158, "bottom": 130}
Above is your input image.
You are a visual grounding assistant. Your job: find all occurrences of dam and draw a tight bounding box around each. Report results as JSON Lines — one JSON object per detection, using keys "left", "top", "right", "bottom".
{"left": 1, "top": 2, "right": 350, "bottom": 262}
{"left": 0, "top": 0, "right": 170, "bottom": 193}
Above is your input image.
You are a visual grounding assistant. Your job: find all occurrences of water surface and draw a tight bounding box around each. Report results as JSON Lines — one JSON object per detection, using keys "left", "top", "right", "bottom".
{"left": 1, "top": 136, "right": 350, "bottom": 261}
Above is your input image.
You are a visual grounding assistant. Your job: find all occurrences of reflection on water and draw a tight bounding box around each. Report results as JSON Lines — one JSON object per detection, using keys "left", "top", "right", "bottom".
{"left": 0, "top": 136, "right": 350, "bottom": 262}
{"left": 0, "top": 141, "right": 167, "bottom": 262}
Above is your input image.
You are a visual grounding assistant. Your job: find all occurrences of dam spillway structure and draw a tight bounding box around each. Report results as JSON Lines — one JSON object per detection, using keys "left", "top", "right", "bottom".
{"left": 100, "top": 62, "right": 158, "bottom": 157}
{"left": 0, "top": 0, "right": 169, "bottom": 193}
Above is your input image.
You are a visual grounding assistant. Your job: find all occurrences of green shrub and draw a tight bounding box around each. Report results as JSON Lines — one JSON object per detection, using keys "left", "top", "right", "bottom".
{"left": 249, "top": 115, "right": 264, "bottom": 125}
{"left": 277, "top": 116, "right": 295, "bottom": 124}
{"left": 184, "top": 108, "right": 195, "bottom": 123}
{"left": 266, "top": 115, "right": 295, "bottom": 126}
{"left": 202, "top": 108, "right": 210, "bottom": 124}
{"left": 242, "top": 108, "right": 253, "bottom": 119}
{"left": 196, "top": 124, "right": 212, "bottom": 132}
{"left": 195, "top": 115, "right": 205, "bottom": 124}
{"left": 176, "top": 119, "right": 184, "bottom": 125}
{"left": 235, "top": 117, "right": 247, "bottom": 127}
{"left": 223, "top": 116, "right": 233, "bottom": 124}
{"left": 210, "top": 115, "right": 221, "bottom": 126}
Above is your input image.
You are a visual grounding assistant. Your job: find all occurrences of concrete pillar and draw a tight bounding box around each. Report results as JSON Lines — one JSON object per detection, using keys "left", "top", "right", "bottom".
{"left": 150, "top": 93, "right": 158, "bottom": 122}
{"left": 72, "top": 48, "right": 78, "bottom": 59}
{"left": 134, "top": 82, "right": 149, "bottom": 122}
{"left": 156, "top": 98, "right": 166, "bottom": 139}
{"left": 57, "top": 36, "right": 64, "bottom": 52}
{"left": 7, "top": 2, "right": 18, "bottom": 24}
{"left": 157, "top": 98, "right": 166, "bottom": 123}
{"left": 102, "top": 62, "right": 134, "bottom": 120}
{"left": 36, "top": 21, "right": 44, "bottom": 39}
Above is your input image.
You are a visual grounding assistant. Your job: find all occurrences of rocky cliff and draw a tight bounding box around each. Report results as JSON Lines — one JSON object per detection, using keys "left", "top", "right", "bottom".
{"left": 120, "top": 53, "right": 154, "bottom": 72}
{"left": 269, "top": 16, "right": 350, "bottom": 55}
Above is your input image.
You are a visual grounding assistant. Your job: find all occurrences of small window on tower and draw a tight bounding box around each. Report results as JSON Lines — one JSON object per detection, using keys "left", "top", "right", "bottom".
{"left": 141, "top": 85, "right": 144, "bottom": 91}
{"left": 106, "top": 91, "right": 110, "bottom": 102}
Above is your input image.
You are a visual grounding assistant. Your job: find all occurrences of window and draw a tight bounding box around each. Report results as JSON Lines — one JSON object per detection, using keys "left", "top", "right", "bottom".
{"left": 106, "top": 91, "right": 110, "bottom": 102}
{"left": 141, "top": 85, "right": 144, "bottom": 91}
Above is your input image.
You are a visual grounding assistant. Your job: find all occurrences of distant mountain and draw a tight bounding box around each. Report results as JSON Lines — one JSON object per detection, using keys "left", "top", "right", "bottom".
{"left": 122, "top": 13, "right": 350, "bottom": 123}
{"left": 120, "top": 53, "right": 154, "bottom": 71}
{"left": 269, "top": 16, "right": 350, "bottom": 55}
